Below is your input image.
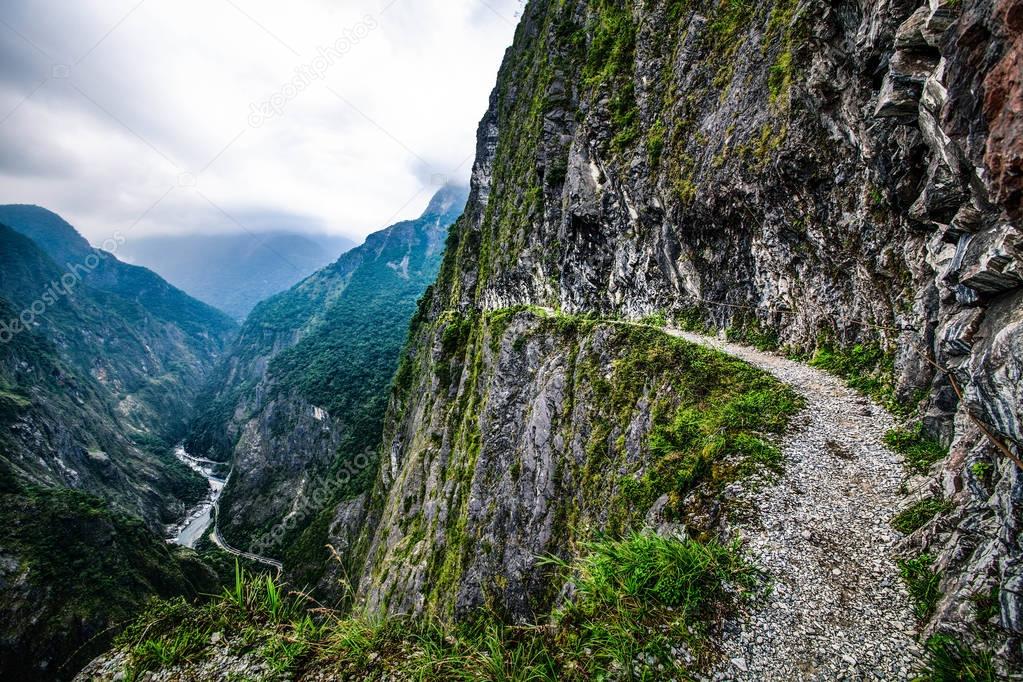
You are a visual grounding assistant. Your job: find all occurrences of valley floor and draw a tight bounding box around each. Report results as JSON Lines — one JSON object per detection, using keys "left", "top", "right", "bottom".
{"left": 671, "top": 332, "right": 925, "bottom": 680}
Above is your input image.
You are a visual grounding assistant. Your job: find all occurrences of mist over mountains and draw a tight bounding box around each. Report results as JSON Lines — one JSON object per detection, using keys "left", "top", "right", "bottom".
{"left": 117, "top": 231, "right": 357, "bottom": 320}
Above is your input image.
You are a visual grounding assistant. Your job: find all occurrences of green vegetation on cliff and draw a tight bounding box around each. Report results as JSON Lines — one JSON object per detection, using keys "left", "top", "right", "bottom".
{"left": 808, "top": 341, "right": 902, "bottom": 412}
{"left": 0, "top": 481, "right": 216, "bottom": 681}
{"left": 918, "top": 634, "right": 998, "bottom": 682}
{"left": 101, "top": 299, "right": 799, "bottom": 678}
{"left": 892, "top": 498, "right": 952, "bottom": 535}
{"left": 591, "top": 322, "right": 801, "bottom": 532}
{"left": 884, "top": 423, "right": 948, "bottom": 472}
{"left": 109, "top": 532, "right": 753, "bottom": 681}
{"left": 358, "top": 305, "right": 801, "bottom": 631}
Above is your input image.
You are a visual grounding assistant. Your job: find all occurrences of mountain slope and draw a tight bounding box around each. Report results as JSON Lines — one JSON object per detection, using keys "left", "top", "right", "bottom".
{"left": 0, "top": 223, "right": 232, "bottom": 524}
{"left": 0, "top": 210, "right": 238, "bottom": 680}
{"left": 0, "top": 205, "right": 237, "bottom": 339}
{"left": 0, "top": 206, "right": 236, "bottom": 448}
{"left": 117, "top": 231, "right": 356, "bottom": 320}
{"left": 184, "top": 185, "right": 467, "bottom": 589}
{"left": 0, "top": 477, "right": 216, "bottom": 681}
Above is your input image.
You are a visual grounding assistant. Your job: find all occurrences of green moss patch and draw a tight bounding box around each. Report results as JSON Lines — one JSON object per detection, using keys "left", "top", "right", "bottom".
{"left": 809, "top": 341, "right": 910, "bottom": 415}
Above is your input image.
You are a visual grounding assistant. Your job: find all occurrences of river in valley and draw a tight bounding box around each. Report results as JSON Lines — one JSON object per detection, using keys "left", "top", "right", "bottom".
{"left": 167, "top": 445, "right": 226, "bottom": 548}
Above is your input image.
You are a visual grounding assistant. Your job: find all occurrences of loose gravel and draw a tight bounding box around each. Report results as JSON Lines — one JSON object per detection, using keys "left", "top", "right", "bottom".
{"left": 671, "top": 331, "right": 926, "bottom": 682}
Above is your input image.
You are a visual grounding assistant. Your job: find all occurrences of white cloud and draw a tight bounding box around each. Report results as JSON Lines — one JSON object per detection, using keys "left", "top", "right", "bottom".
{"left": 0, "top": 0, "right": 524, "bottom": 242}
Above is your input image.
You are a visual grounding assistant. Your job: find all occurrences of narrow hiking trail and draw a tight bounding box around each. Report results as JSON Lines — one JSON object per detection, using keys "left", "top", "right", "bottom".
{"left": 667, "top": 331, "right": 926, "bottom": 681}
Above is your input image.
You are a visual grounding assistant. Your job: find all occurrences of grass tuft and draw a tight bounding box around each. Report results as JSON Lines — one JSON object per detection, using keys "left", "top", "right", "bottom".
{"left": 884, "top": 424, "right": 947, "bottom": 473}
{"left": 891, "top": 498, "right": 952, "bottom": 534}
{"left": 117, "top": 562, "right": 306, "bottom": 680}
{"left": 542, "top": 532, "right": 754, "bottom": 677}
{"left": 897, "top": 554, "right": 941, "bottom": 621}
{"left": 114, "top": 534, "right": 753, "bottom": 680}
{"left": 726, "top": 317, "right": 780, "bottom": 351}
{"left": 917, "top": 634, "right": 998, "bottom": 681}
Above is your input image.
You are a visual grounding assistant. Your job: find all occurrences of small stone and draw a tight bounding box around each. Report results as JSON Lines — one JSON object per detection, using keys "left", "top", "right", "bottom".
{"left": 731, "top": 657, "right": 748, "bottom": 672}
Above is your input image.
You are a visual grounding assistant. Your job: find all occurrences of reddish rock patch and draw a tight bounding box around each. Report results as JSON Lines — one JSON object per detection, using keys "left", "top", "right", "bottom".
{"left": 984, "top": 0, "right": 1023, "bottom": 218}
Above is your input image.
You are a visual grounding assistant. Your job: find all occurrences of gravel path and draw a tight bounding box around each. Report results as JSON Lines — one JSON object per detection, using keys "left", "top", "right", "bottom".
{"left": 669, "top": 331, "right": 925, "bottom": 681}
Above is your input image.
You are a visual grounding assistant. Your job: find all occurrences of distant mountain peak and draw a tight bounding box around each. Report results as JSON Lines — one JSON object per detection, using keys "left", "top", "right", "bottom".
{"left": 0, "top": 204, "right": 93, "bottom": 265}
{"left": 422, "top": 184, "right": 470, "bottom": 220}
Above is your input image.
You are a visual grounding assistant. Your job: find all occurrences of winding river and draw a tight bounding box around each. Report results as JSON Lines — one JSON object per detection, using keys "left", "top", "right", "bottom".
{"left": 167, "top": 445, "right": 226, "bottom": 548}
{"left": 166, "top": 446, "right": 284, "bottom": 573}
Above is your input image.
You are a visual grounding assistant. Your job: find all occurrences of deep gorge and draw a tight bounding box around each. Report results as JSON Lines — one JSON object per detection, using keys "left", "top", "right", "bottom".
{"left": 1, "top": 0, "right": 1021, "bottom": 679}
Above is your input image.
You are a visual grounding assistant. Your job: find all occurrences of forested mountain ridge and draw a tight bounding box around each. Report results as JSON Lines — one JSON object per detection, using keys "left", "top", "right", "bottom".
{"left": 0, "top": 205, "right": 237, "bottom": 341}
{"left": 183, "top": 185, "right": 467, "bottom": 590}
{"left": 0, "top": 209, "right": 238, "bottom": 680}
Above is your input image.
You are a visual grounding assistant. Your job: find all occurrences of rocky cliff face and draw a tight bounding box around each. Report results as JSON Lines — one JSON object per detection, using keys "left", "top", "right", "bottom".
{"left": 343, "top": 0, "right": 1021, "bottom": 666}
{"left": 184, "top": 186, "right": 466, "bottom": 587}
{"left": 356, "top": 309, "right": 801, "bottom": 620}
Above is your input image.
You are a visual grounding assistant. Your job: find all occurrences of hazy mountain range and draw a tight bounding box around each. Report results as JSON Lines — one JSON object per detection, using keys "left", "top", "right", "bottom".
{"left": 116, "top": 231, "right": 356, "bottom": 320}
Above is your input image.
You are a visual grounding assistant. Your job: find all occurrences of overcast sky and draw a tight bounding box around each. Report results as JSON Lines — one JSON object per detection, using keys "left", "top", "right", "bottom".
{"left": 0, "top": 0, "right": 523, "bottom": 243}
